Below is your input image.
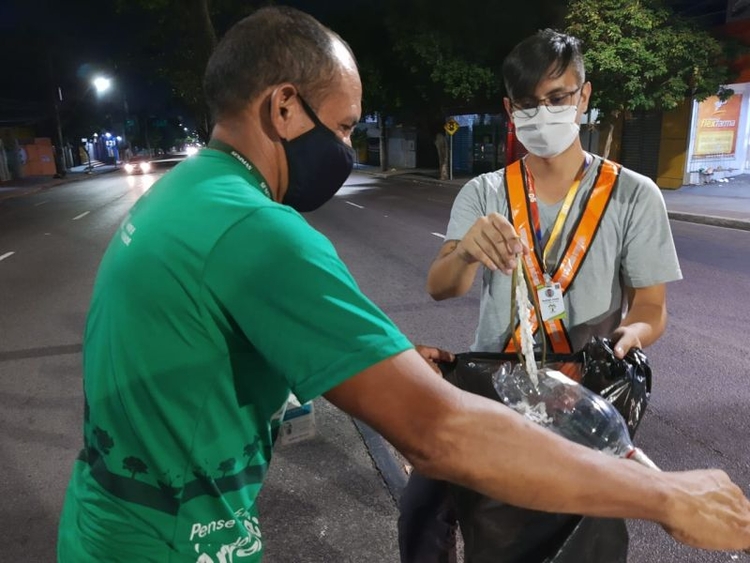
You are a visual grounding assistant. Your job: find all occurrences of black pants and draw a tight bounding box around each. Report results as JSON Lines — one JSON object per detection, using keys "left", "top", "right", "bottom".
{"left": 398, "top": 472, "right": 457, "bottom": 563}
{"left": 398, "top": 473, "right": 629, "bottom": 563}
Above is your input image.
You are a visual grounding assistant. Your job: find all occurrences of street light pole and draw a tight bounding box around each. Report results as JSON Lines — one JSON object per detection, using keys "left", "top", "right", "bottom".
{"left": 52, "top": 85, "right": 67, "bottom": 177}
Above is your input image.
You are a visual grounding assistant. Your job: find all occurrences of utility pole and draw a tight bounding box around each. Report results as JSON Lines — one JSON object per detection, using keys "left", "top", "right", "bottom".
{"left": 53, "top": 85, "right": 66, "bottom": 177}
{"left": 378, "top": 112, "right": 388, "bottom": 172}
{"left": 48, "top": 51, "right": 67, "bottom": 178}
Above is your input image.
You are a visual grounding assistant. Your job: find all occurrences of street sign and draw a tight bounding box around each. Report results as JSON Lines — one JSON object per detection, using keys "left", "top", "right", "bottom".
{"left": 444, "top": 118, "right": 459, "bottom": 136}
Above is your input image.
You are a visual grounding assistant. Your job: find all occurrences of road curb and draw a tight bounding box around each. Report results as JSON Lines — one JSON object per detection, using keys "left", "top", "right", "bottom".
{"left": 352, "top": 418, "right": 408, "bottom": 504}
{"left": 667, "top": 211, "right": 750, "bottom": 231}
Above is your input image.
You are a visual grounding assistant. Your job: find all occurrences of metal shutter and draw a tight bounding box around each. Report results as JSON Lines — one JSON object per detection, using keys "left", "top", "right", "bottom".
{"left": 620, "top": 110, "right": 663, "bottom": 181}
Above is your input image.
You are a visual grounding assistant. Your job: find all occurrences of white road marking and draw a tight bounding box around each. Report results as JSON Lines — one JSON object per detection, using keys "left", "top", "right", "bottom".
{"left": 34, "top": 200, "right": 49, "bottom": 206}
{"left": 345, "top": 201, "right": 364, "bottom": 209}
{"left": 431, "top": 232, "right": 446, "bottom": 239}
{"left": 0, "top": 251, "right": 15, "bottom": 262}
{"left": 72, "top": 211, "right": 90, "bottom": 221}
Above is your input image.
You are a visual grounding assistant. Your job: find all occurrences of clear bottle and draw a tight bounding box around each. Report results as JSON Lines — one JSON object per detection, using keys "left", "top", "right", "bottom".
{"left": 493, "top": 363, "right": 659, "bottom": 470}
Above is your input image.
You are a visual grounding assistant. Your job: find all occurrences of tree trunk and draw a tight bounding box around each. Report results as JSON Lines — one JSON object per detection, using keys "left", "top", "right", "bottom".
{"left": 435, "top": 132, "right": 449, "bottom": 180}
{"left": 378, "top": 113, "right": 388, "bottom": 171}
{"left": 197, "top": 0, "right": 218, "bottom": 48}
{"left": 602, "top": 122, "right": 614, "bottom": 160}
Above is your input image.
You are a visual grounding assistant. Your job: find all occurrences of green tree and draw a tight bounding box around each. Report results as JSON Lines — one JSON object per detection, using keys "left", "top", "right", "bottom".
{"left": 337, "top": 0, "right": 565, "bottom": 171}
{"left": 243, "top": 438, "right": 261, "bottom": 466}
{"left": 565, "top": 0, "right": 739, "bottom": 157}
{"left": 116, "top": 0, "right": 260, "bottom": 140}
{"left": 123, "top": 456, "right": 148, "bottom": 479}
{"left": 217, "top": 458, "right": 236, "bottom": 478}
{"left": 93, "top": 427, "right": 114, "bottom": 455}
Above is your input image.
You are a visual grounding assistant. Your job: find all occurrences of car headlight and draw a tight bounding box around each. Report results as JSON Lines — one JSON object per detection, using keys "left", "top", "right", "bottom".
{"left": 124, "top": 163, "right": 134, "bottom": 173}
{"left": 139, "top": 161, "right": 152, "bottom": 172}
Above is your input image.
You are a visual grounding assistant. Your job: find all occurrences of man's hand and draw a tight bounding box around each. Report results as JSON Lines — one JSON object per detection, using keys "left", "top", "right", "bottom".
{"left": 455, "top": 213, "right": 527, "bottom": 275}
{"left": 612, "top": 285, "right": 667, "bottom": 358}
{"left": 660, "top": 468, "right": 750, "bottom": 551}
{"left": 414, "top": 345, "right": 454, "bottom": 375}
{"left": 610, "top": 325, "right": 643, "bottom": 359}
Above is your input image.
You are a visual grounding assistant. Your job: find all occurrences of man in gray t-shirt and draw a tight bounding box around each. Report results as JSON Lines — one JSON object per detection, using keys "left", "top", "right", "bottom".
{"left": 399, "top": 29, "right": 682, "bottom": 563}
{"left": 444, "top": 156, "right": 682, "bottom": 353}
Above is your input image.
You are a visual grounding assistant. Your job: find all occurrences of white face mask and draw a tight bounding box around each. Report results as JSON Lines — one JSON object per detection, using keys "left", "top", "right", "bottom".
{"left": 513, "top": 105, "right": 580, "bottom": 158}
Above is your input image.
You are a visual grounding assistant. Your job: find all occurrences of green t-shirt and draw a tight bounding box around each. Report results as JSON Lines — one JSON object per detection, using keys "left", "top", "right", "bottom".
{"left": 58, "top": 148, "right": 413, "bottom": 562}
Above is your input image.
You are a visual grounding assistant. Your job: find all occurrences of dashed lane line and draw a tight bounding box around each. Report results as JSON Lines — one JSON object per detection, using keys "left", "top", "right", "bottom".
{"left": 345, "top": 201, "right": 364, "bottom": 209}
{"left": 72, "top": 211, "right": 91, "bottom": 221}
{"left": 34, "top": 200, "right": 49, "bottom": 206}
{"left": 431, "top": 233, "right": 446, "bottom": 239}
{"left": 0, "top": 251, "right": 15, "bottom": 262}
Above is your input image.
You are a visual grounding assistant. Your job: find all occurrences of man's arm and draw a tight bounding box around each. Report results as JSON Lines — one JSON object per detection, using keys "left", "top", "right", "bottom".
{"left": 324, "top": 349, "right": 750, "bottom": 551}
{"left": 426, "top": 240, "right": 481, "bottom": 300}
{"left": 611, "top": 284, "right": 667, "bottom": 358}
{"left": 426, "top": 214, "right": 525, "bottom": 300}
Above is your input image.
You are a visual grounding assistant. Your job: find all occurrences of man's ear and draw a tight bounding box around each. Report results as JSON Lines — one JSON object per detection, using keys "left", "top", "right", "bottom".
{"left": 579, "top": 81, "right": 592, "bottom": 114}
{"left": 269, "top": 84, "right": 300, "bottom": 140}
{"left": 503, "top": 97, "right": 514, "bottom": 122}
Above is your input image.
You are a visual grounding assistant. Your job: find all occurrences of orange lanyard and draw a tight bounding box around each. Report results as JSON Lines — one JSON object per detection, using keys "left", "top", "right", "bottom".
{"left": 523, "top": 156, "right": 589, "bottom": 276}
{"left": 503, "top": 157, "right": 621, "bottom": 354}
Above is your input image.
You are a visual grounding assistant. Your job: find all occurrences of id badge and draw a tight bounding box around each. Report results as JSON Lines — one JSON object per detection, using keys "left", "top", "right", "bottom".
{"left": 537, "top": 282, "right": 566, "bottom": 322}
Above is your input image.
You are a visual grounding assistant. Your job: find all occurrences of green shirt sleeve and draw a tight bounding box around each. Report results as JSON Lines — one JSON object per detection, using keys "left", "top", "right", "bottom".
{"left": 203, "top": 205, "right": 413, "bottom": 403}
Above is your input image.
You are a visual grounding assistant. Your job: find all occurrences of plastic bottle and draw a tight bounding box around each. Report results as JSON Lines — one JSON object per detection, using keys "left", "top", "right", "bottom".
{"left": 492, "top": 363, "right": 660, "bottom": 470}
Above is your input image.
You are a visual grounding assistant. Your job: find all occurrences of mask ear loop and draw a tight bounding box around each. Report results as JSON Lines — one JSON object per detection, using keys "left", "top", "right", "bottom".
{"left": 296, "top": 94, "right": 325, "bottom": 128}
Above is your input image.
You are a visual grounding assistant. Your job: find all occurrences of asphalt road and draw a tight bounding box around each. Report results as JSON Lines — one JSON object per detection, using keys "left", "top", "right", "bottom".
{"left": 0, "top": 168, "right": 748, "bottom": 562}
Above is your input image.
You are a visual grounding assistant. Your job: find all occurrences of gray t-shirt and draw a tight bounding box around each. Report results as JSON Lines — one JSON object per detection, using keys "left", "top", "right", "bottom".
{"left": 445, "top": 155, "right": 682, "bottom": 352}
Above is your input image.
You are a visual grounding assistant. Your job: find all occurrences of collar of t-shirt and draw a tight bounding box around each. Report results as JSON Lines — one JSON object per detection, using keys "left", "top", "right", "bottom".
{"left": 207, "top": 139, "right": 272, "bottom": 200}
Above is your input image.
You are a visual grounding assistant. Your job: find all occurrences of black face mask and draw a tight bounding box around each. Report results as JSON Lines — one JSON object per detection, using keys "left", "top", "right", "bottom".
{"left": 281, "top": 96, "right": 355, "bottom": 212}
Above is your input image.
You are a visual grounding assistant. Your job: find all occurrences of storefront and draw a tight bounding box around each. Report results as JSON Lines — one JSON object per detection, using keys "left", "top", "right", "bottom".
{"left": 684, "top": 83, "right": 750, "bottom": 184}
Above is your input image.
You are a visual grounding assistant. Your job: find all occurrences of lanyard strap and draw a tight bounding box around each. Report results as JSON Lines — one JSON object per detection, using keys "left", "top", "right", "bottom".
{"left": 523, "top": 155, "right": 590, "bottom": 272}
{"left": 207, "top": 139, "right": 272, "bottom": 199}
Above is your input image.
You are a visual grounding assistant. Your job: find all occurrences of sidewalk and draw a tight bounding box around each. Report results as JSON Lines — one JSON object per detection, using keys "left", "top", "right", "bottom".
{"left": 257, "top": 401, "right": 406, "bottom": 561}
{"left": 0, "top": 163, "right": 119, "bottom": 203}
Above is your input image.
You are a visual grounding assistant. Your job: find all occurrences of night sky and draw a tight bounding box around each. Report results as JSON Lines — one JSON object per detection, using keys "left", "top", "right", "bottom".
{"left": 0, "top": 0, "right": 373, "bottom": 133}
{"left": 2, "top": 0, "right": 181, "bottom": 127}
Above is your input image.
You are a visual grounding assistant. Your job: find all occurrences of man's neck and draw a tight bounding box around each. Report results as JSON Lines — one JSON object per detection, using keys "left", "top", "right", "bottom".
{"left": 210, "top": 122, "right": 284, "bottom": 202}
{"left": 525, "top": 142, "right": 588, "bottom": 204}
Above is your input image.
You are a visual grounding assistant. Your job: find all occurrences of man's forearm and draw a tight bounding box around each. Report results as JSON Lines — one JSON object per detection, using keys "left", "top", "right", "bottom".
{"left": 417, "top": 387, "right": 670, "bottom": 522}
{"left": 331, "top": 351, "right": 667, "bottom": 520}
{"left": 426, "top": 242, "right": 480, "bottom": 300}
{"left": 620, "top": 302, "right": 667, "bottom": 349}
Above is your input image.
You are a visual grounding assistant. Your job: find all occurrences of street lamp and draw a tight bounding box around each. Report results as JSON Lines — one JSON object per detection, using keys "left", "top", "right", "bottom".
{"left": 93, "top": 76, "right": 111, "bottom": 94}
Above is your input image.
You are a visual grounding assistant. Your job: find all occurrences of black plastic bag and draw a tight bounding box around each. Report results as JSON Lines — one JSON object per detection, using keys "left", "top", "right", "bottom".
{"left": 439, "top": 337, "right": 650, "bottom": 563}
{"left": 579, "top": 336, "right": 652, "bottom": 438}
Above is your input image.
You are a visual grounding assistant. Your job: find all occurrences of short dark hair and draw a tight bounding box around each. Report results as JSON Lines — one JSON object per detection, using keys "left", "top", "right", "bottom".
{"left": 502, "top": 29, "right": 585, "bottom": 102}
{"left": 204, "top": 6, "right": 354, "bottom": 120}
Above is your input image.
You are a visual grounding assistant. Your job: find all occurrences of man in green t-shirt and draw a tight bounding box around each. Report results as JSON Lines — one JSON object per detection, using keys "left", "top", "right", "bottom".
{"left": 58, "top": 6, "right": 750, "bottom": 562}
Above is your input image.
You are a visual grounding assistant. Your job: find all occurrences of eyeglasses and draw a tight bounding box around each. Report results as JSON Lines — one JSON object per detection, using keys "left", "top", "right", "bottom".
{"left": 511, "top": 86, "right": 582, "bottom": 118}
